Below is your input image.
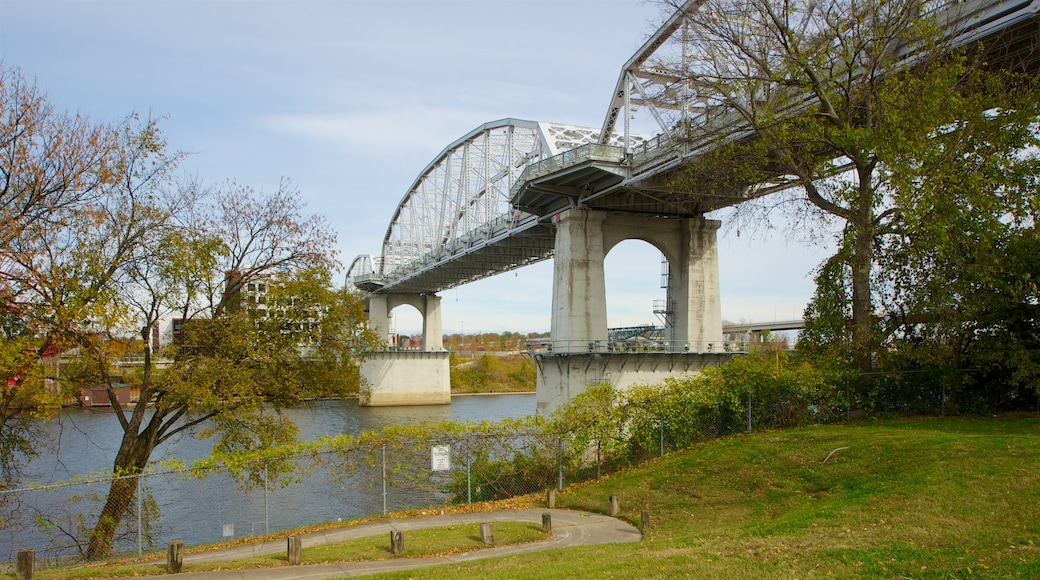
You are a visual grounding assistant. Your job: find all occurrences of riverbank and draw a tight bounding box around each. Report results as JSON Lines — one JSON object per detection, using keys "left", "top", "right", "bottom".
{"left": 451, "top": 391, "right": 534, "bottom": 397}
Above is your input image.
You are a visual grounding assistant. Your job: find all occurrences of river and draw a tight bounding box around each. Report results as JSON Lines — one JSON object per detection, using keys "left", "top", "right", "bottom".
{"left": 5, "top": 394, "right": 536, "bottom": 561}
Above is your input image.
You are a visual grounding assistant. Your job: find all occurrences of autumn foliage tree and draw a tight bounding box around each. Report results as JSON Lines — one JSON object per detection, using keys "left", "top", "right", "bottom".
{"left": 0, "top": 63, "right": 377, "bottom": 556}
{"left": 0, "top": 65, "right": 126, "bottom": 482}
{"left": 79, "top": 178, "right": 377, "bottom": 558}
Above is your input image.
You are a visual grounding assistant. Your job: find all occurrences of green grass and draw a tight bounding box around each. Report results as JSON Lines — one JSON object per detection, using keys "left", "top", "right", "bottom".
{"left": 23, "top": 522, "right": 545, "bottom": 579}
{"left": 362, "top": 415, "right": 1040, "bottom": 579}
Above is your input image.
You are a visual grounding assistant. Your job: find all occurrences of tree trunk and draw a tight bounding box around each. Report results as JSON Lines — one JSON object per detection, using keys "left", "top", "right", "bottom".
{"left": 850, "top": 223, "right": 875, "bottom": 376}
{"left": 86, "top": 471, "right": 140, "bottom": 559}
{"left": 86, "top": 426, "right": 157, "bottom": 559}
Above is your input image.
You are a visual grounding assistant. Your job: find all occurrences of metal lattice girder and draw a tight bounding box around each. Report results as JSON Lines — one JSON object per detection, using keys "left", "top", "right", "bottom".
{"left": 599, "top": 0, "right": 1040, "bottom": 148}
{"left": 360, "top": 119, "right": 625, "bottom": 294}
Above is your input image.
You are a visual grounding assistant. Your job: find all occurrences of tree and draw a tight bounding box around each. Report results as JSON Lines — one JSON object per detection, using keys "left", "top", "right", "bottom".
{"left": 0, "top": 65, "right": 125, "bottom": 482}
{"left": 870, "top": 75, "right": 1040, "bottom": 409}
{"left": 82, "top": 179, "right": 377, "bottom": 558}
{"left": 550, "top": 383, "right": 630, "bottom": 478}
{"left": 0, "top": 65, "right": 378, "bottom": 554}
{"left": 665, "top": 0, "right": 1035, "bottom": 380}
{"left": 0, "top": 298, "right": 51, "bottom": 485}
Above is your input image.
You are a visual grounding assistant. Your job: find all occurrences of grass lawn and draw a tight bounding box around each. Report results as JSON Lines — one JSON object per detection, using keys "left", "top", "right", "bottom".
{"left": 361, "top": 415, "right": 1040, "bottom": 579}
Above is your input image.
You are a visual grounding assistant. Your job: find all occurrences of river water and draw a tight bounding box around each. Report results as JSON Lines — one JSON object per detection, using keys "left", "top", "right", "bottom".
{"left": 6, "top": 394, "right": 536, "bottom": 560}
{"left": 25, "top": 395, "right": 536, "bottom": 483}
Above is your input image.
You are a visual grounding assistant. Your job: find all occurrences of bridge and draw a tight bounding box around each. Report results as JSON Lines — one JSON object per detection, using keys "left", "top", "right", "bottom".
{"left": 348, "top": 0, "right": 1040, "bottom": 413}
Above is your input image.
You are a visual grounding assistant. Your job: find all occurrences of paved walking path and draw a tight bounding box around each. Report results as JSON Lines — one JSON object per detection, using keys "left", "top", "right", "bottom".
{"left": 170, "top": 508, "right": 640, "bottom": 579}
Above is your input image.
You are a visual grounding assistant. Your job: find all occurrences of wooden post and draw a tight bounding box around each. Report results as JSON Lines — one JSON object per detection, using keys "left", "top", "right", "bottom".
{"left": 641, "top": 509, "right": 651, "bottom": 531}
{"left": 546, "top": 488, "right": 556, "bottom": 509}
{"left": 287, "top": 536, "right": 302, "bottom": 565}
{"left": 15, "top": 549, "right": 33, "bottom": 580}
{"left": 390, "top": 530, "right": 404, "bottom": 556}
{"left": 609, "top": 495, "right": 620, "bottom": 516}
{"left": 167, "top": 541, "right": 183, "bottom": 573}
{"left": 479, "top": 522, "right": 494, "bottom": 546}
{"left": 542, "top": 512, "right": 552, "bottom": 534}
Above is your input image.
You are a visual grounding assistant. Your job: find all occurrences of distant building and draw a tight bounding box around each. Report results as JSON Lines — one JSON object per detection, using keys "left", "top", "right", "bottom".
{"left": 80, "top": 383, "right": 137, "bottom": 407}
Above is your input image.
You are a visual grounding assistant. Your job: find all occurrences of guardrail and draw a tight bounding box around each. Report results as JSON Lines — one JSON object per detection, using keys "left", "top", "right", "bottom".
{"left": 510, "top": 143, "right": 626, "bottom": 198}
{"left": 523, "top": 340, "right": 748, "bottom": 354}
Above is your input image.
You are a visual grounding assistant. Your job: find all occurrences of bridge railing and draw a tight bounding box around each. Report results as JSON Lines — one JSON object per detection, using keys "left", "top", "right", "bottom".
{"left": 510, "top": 143, "right": 626, "bottom": 197}
{"left": 378, "top": 210, "right": 537, "bottom": 283}
{"left": 524, "top": 339, "right": 748, "bottom": 355}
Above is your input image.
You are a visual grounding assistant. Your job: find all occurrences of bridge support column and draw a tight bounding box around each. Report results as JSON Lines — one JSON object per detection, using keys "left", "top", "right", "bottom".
{"left": 538, "top": 211, "right": 725, "bottom": 415}
{"left": 666, "top": 218, "right": 724, "bottom": 351}
{"left": 360, "top": 351, "right": 451, "bottom": 406}
{"left": 365, "top": 294, "right": 445, "bottom": 351}
{"left": 550, "top": 208, "right": 608, "bottom": 352}
{"left": 421, "top": 294, "right": 444, "bottom": 351}
{"left": 367, "top": 295, "right": 391, "bottom": 347}
{"left": 361, "top": 293, "right": 449, "bottom": 406}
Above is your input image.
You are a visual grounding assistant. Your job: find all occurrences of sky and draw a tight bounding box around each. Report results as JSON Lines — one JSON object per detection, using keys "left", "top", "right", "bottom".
{"left": 0, "top": 0, "right": 835, "bottom": 335}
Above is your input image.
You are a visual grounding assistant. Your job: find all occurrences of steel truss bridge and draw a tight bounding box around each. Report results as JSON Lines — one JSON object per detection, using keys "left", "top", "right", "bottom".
{"left": 349, "top": 0, "right": 1040, "bottom": 296}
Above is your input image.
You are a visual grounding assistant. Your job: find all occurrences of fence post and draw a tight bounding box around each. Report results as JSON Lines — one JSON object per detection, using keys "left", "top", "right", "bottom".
{"left": 287, "top": 536, "right": 302, "bottom": 565}
{"left": 747, "top": 394, "right": 753, "bottom": 431}
{"left": 167, "top": 541, "right": 183, "bottom": 573}
{"left": 264, "top": 462, "right": 270, "bottom": 535}
{"left": 382, "top": 443, "right": 387, "bottom": 516}
{"left": 556, "top": 437, "right": 564, "bottom": 491}
{"left": 15, "top": 549, "right": 33, "bottom": 580}
{"left": 467, "top": 457, "right": 472, "bottom": 505}
{"left": 659, "top": 418, "right": 665, "bottom": 457}
{"left": 136, "top": 476, "right": 142, "bottom": 558}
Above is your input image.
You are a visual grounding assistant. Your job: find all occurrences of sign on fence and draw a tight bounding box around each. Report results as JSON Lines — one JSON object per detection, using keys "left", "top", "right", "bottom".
{"left": 431, "top": 445, "right": 451, "bottom": 471}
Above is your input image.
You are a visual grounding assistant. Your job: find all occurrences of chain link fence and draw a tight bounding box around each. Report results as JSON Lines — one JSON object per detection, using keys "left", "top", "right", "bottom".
{"left": 0, "top": 427, "right": 577, "bottom": 568}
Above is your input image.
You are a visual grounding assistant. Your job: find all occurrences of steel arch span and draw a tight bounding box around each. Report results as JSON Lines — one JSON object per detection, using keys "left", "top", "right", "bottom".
{"left": 350, "top": 118, "right": 632, "bottom": 294}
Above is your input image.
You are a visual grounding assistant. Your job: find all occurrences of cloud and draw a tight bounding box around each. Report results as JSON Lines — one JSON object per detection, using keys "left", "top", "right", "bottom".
{"left": 254, "top": 79, "right": 595, "bottom": 160}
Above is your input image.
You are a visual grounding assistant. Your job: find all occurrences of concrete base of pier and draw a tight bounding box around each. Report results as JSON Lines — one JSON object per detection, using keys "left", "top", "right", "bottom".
{"left": 533, "top": 352, "right": 736, "bottom": 416}
{"left": 360, "top": 351, "right": 451, "bottom": 406}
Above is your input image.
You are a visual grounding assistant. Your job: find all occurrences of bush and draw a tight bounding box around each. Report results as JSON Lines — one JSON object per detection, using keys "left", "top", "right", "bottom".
{"left": 607, "top": 354, "right": 846, "bottom": 460}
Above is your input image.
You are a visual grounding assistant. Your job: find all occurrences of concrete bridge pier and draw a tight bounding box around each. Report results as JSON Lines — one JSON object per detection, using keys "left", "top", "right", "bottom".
{"left": 361, "top": 293, "right": 450, "bottom": 407}
{"left": 537, "top": 208, "right": 729, "bottom": 415}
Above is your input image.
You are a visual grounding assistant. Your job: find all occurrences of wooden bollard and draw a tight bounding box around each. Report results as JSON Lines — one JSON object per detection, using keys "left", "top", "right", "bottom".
{"left": 390, "top": 530, "right": 404, "bottom": 556}
{"left": 15, "top": 549, "right": 33, "bottom": 580}
{"left": 479, "top": 522, "right": 494, "bottom": 546}
{"left": 609, "top": 495, "right": 620, "bottom": 516}
{"left": 546, "top": 488, "right": 556, "bottom": 509}
{"left": 542, "top": 512, "right": 552, "bottom": 534}
{"left": 641, "top": 509, "right": 651, "bottom": 531}
{"left": 167, "top": 540, "right": 184, "bottom": 573}
{"left": 287, "top": 535, "right": 302, "bottom": 565}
